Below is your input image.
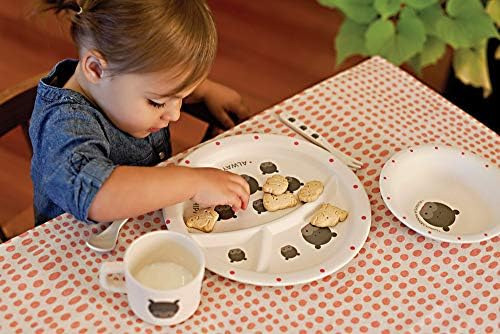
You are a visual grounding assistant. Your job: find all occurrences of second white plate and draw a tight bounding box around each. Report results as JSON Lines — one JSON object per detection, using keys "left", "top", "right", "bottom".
{"left": 380, "top": 144, "right": 500, "bottom": 243}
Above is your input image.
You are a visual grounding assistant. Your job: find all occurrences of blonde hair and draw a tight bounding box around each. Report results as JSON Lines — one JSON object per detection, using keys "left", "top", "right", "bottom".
{"left": 40, "top": 0, "right": 217, "bottom": 92}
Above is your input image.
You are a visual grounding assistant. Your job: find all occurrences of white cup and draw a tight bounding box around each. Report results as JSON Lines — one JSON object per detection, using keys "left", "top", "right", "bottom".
{"left": 99, "top": 231, "right": 205, "bottom": 326}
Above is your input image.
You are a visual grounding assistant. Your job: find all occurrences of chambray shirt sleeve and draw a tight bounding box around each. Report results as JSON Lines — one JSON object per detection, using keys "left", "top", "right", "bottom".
{"left": 38, "top": 105, "right": 117, "bottom": 223}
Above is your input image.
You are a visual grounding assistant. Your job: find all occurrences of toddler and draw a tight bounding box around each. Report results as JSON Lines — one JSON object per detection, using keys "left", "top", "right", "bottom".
{"left": 30, "top": 0, "right": 251, "bottom": 225}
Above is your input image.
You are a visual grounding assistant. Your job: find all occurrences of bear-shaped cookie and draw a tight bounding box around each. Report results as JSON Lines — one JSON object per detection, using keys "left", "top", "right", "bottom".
{"left": 298, "top": 180, "right": 324, "bottom": 202}
{"left": 185, "top": 208, "right": 219, "bottom": 232}
{"left": 263, "top": 174, "right": 288, "bottom": 195}
{"left": 309, "top": 203, "right": 348, "bottom": 227}
{"left": 263, "top": 192, "right": 298, "bottom": 212}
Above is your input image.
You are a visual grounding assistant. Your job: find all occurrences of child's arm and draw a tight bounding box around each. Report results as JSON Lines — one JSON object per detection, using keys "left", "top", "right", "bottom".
{"left": 184, "top": 79, "right": 252, "bottom": 129}
{"left": 88, "top": 165, "right": 250, "bottom": 223}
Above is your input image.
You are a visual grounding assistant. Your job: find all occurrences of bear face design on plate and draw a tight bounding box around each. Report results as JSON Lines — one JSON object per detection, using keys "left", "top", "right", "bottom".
{"left": 286, "top": 176, "right": 303, "bottom": 193}
{"left": 301, "top": 223, "right": 337, "bottom": 249}
{"left": 419, "top": 202, "right": 460, "bottom": 232}
{"left": 260, "top": 162, "right": 278, "bottom": 174}
{"left": 214, "top": 205, "right": 237, "bottom": 220}
{"left": 228, "top": 248, "right": 247, "bottom": 262}
{"left": 241, "top": 174, "right": 261, "bottom": 195}
{"left": 280, "top": 245, "right": 300, "bottom": 260}
{"left": 252, "top": 199, "right": 267, "bottom": 214}
{"left": 148, "top": 299, "right": 179, "bottom": 318}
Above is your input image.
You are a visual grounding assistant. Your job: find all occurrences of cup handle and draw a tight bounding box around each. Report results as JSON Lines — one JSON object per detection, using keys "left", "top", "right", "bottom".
{"left": 99, "top": 262, "right": 127, "bottom": 293}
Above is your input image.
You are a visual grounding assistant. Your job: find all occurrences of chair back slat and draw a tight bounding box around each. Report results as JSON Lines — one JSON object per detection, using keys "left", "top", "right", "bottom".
{"left": 0, "top": 73, "right": 42, "bottom": 154}
{"left": 0, "top": 86, "right": 37, "bottom": 137}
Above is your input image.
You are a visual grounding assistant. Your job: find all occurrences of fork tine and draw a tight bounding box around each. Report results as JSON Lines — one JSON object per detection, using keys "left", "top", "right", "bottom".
{"left": 340, "top": 156, "right": 362, "bottom": 169}
{"left": 332, "top": 154, "right": 361, "bottom": 170}
{"left": 331, "top": 149, "right": 362, "bottom": 169}
{"left": 350, "top": 158, "right": 363, "bottom": 167}
{"left": 343, "top": 159, "right": 358, "bottom": 170}
{"left": 353, "top": 160, "right": 363, "bottom": 168}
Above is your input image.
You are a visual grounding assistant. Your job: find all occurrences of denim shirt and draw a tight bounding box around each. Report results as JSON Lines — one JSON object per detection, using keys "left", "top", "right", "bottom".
{"left": 30, "top": 59, "right": 172, "bottom": 226}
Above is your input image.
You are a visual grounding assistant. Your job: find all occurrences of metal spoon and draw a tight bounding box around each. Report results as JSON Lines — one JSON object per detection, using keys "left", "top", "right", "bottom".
{"left": 86, "top": 218, "right": 129, "bottom": 252}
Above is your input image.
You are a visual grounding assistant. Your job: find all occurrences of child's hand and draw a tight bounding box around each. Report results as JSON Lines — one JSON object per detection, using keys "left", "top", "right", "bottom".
{"left": 202, "top": 80, "right": 252, "bottom": 129}
{"left": 192, "top": 167, "right": 250, "bottom": 211}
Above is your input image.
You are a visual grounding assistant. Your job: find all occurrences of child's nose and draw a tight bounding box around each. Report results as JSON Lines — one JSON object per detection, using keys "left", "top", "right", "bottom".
{"left": 161, "top": 105, "right": 181, "bottom": 122}
{"left": 170, "top": 99, "right": 182, "bottom": 122}
{"left": 160, "top": 99, "right": 181, "bottom": 122}
{"left": 168, "top": 108, "right": 181, "bottom": 122}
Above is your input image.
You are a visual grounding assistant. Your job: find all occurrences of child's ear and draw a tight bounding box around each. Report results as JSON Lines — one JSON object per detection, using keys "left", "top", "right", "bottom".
{"left": 80, "top": 49, "right": 108, "bottom": 84}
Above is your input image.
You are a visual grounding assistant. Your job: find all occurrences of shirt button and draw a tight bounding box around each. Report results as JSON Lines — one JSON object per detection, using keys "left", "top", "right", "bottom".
{"left": 159, "top": 152, "right": 166, "bottom": 160}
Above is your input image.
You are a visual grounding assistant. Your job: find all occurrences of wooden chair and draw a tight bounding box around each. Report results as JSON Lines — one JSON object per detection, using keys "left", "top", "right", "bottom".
{"left": 0, "top": 73, "right": 240, "bottom": 241}
{"left": 0, "top": 74, "right": 40, "bottom": 242}
{"left": 0, "top": 74, "right": 40, "bottom": 153}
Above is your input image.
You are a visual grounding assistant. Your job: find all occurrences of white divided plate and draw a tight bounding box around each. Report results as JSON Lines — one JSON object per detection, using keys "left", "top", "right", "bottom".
{"left": 380, "top": 144, "right": 500, "bottom": 243}
{"left": 162, "top": 134, "right": 371, "bottom": 286}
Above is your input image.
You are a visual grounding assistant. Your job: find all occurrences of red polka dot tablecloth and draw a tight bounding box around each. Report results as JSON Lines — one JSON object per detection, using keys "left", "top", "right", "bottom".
{"left": 1, "top": 57, "right": 499, "bottom": 333}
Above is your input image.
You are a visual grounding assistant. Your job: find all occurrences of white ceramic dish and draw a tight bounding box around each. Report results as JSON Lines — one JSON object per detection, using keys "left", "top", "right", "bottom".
{"left": 162, "top": 134, "right": 371, "bottom": 286}
{"left": 380, "top": 144, "right": 500, "bottom": 243}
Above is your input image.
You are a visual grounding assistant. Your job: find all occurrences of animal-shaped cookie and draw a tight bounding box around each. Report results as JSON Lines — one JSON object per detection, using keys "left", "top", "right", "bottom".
{"left": 419, "top": 202, "right": 459, "bottom": 232}
{"left": 298, "top": 180, "right": 324, "bottom": 202}
{"left": 263, "top": 192, "right": 298, "bottom": 212}
{"left": 185, "top": 208, "right": 219, "bottom": 233}
{"left": 309, "top": 203, "right": 348, "bottom": 227}
{"left": 262, "top": 175, "right": 288, "bottom": 195}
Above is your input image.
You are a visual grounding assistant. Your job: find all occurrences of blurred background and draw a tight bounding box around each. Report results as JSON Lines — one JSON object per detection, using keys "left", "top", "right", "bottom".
{"left": 0, "top": 0, "right": 488, "bottom": 238}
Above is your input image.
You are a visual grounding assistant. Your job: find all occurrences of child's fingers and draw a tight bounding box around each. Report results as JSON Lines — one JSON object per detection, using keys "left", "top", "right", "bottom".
{"left": 230, "top": 173, "right": 250, "bottom": 195}
{"left": 230, "top": 101, "right": 251, "bottom": 120}
{"left": 240, "top": 196, "right": 248, "bottom": 210}
{"left": 214, "top": 107, "right": 235, "bottom": 129}
{"left": 238, "top": 190, "right": 249, "bottom": 210}
{"left": 226, "top": 193, "right": 244, "bottom": 211}
{"left": 229, "top": 182, "right": 250, "bottom": 207}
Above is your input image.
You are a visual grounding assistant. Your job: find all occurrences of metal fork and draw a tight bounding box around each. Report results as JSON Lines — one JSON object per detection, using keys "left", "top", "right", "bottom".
{"left": 278, "top": 111, "right": 363, "bottom": 171}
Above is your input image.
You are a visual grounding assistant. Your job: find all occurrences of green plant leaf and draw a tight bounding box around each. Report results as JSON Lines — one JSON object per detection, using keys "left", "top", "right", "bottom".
{"left": 407, "top": 55, "right": 422, "bottom": 75}
{"left": 446, "top": 0, "right": 483, "bottom": 15}
{"left": 330, "top": 0, "right": 379, "bottom": 24}
{"left": 335, "top": 19, "right": 369, "bottom": 65}
{"left": 374, "top": 0, "right": 402, "bottom": 19}
{"left": 453, "top": 41, "right": 492, "bottom": 97}
{"left": 407, "top": 35, "right": 446, "bottom": 74}
{"left": 419, "top": 36, "right": 446, "bottom": 67}
{"left": 436, "top": 0, "right": 499, "bottom": 48}
{"left": 399, "top": 5, "right": 417, "bottom": 19}
{"left": 365, "top": 19, "right": 395, "bottom": 54}
{"left": 365, "top": 9, "right": 426, "bottom": 65}
{"left": 486, "top": 0, "right": 500, "bottom": 26}
{"left": 416, "top": 3, "right": 445, "bottom": 36}
{"left": 404, "top": 0, "right": 438, "bottom": 10}
{"left": 317, "top": 0, "right": 339, "bottom": 8}
{"left": 318, "top": 0, "right": 374, "bottom": 6}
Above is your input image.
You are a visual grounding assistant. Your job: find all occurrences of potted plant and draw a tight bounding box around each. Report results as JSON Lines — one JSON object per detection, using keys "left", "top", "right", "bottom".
{"left": 317, "top": 0, "right": 499, "bottom": 129}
